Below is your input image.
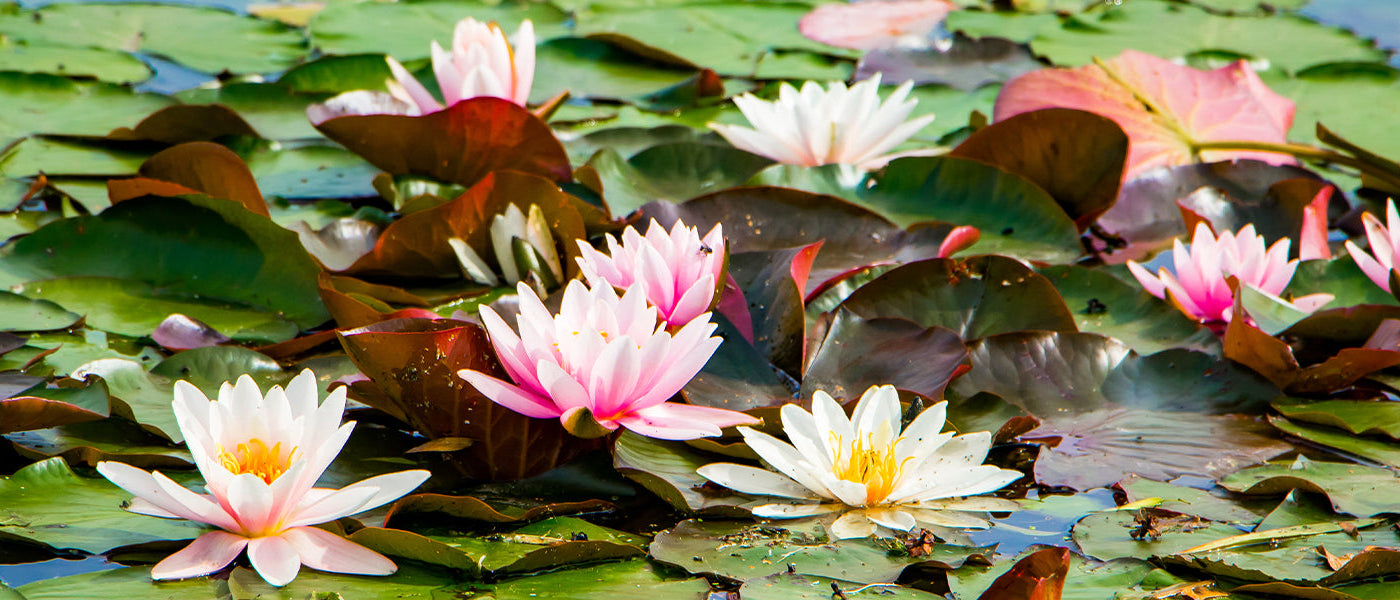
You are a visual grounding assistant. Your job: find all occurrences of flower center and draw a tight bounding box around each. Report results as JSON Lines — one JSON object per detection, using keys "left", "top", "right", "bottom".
{"left": 831, "top": 433, "right": 907, "bottom": 505}
{"left": 217, "top": 439, "right": 297, "bottom": 484}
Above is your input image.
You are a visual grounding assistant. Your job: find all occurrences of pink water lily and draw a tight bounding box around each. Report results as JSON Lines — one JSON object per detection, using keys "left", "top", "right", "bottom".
{"left": 710, "top": 74, "right": 935, "bottom": 169}
{"left": 459, "top": 280, "right": 758, "bottom": 440}
{"left": 576, "top": 219, "right": 724, "bottom": 327}
{"left": 1345, "top": 199, "right": 1400, "bottom": 293}
{"left": 1127, "top": 223, "right": 1332, "bottom": 323}
{"left": 97, "top": 370, "right": 430, "bottom": 587}
{"left": 389, "top": 17, "right": 535, "bottom": 111}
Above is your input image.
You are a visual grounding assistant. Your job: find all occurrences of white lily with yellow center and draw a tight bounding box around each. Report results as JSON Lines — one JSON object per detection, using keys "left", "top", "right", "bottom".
{"left": 698, "top": 385, "right": 1021, "bottom": 539}
{"left": 97, "top": 371, "right": 431, "bottom": 586}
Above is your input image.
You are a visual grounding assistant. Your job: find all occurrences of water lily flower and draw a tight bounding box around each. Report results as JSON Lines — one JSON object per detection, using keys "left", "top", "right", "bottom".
{"left": 576, "top": 219, "right": 724, "bottom": 327}
{"left": 1345, "top": 199, "right": 1400, "bottom": 294}
{"left": 697, "top": 385, "right": 1022, "bottom": 539}
{"left": 96, "top": 370, "right": 431, "bottom": 587}
{"left": 709, "top": 74, "right": 935, "bottom": 169}
{"left": 449, "top": 203, "right": 564, "bottom": 291}
{"left": 387, "top": 17, "right": 535, "bottom": 112}
{"left": 459, "top": 280, "right": 758, "bottom": 440}
{"left": 1127, "top": 222, "right": 1332, "bottom": 323}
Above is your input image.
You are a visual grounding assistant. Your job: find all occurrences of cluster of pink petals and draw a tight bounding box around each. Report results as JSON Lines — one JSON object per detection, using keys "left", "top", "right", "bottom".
{"left": 388, "top": 18, "right": 535, "bottom": 111}
{"left": 1345, "top": 200, "right": 1400, "bottom": 294}
{"left": 459, "top": 280, "right": 758, "bottom": 440}
{"left": 798, "top": 0, "right": 956, "bottom": 51}
{"left": 97, "top": 371, "right": 430, "bottom": 586}
{"left": 576, "top": 220, "right": 725, "bottom": 327}
{"left": 1127, "top": 223, "right": 1331, "bottom": 323}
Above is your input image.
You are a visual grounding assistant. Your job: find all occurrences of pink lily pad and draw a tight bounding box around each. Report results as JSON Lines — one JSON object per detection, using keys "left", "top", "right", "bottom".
{"left": 799, "top": 0, "right": 956, "bottom": 51}
{"left": 994, "top": 50, "right": 1295, "bottom": 182}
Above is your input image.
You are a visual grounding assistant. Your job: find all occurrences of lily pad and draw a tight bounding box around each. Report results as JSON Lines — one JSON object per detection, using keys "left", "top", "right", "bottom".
{"left": 612, "top": 430, "right": 749, "bottom": 513}
{"left": 19, "top": 567, "right": 225, "bottom": 600}
{"left": 349, "top": 516, "right": 645, "bottom": 576}
{"left": 801, "top": 309, "right": 968, "bottom": 401}
{"left": 1273, "top": 399, "right": 1400, "bottom": 440}
{"left": 307, "top": 1, "right": 569, "bottom": 60}
{"left": 0, "top": 195, "right": 329, "bottom": 333}
{"left": 6, "top": 417, "right": 192, "bottom": 469}
{"left": 587, "top": 142, "right": 773, "bottom": 217}
{"left": 1118, "top": 476, "right": 1264, "bottom": 526}
{"left": 858, "top": 157, "right": 1082, "bottom": 263}
{"left": 1037, "top": 265, "right": 1215, "bottom": 355}
{"left": 742, "top": 571, "right": 943, "bottom": 599}
{"left": 1269, "top": 416, "right": 1400, "bottom": 469}
{"left": 0, "top": 377, "right": 110, "bottom": 435}
{"left": 0, "top": 40, "right": 151, "bottom": 84}
{"left": 840, "top": 256, "right": 1078, "bottom": 340}
{"left": 650, "top": 518, "right": 990, "bottom": 584}
{"left": 0, "top": 292, "right": 80, "bottom": 332}
{"left": 0, "top": 3, "right": 306, "bottom": 75}
{"left": 0, "top": 458, "right": 204, "bottom": 554}
{"left": 951, "top": 331, "right": 1129, "bottom": 411}
{"left": 0, "top": 73, "right": 174, "bottom": 148}
{"left": 1220, "top": 460, "right": 1400, "bottom": 519}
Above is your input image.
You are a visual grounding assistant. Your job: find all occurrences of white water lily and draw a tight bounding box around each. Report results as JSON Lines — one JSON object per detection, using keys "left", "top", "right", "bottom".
{"left": 448, "top": 203, "right": 564, "bottom": 291}
{"left": 697, "top": 385, "right": 1022, "bottom": 539}
{"left": 708, "top": 74, "right": 935, "bottom": 169}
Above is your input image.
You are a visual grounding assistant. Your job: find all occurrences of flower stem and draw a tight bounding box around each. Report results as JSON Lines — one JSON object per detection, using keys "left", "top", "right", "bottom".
{"left": 1192, "top": 139, "right": 1400, "bottom": 191}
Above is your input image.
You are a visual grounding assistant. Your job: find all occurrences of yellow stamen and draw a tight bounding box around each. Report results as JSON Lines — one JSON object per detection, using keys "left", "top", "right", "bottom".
{"left": 830, "top": 432, "right": 910, "bottom": 505}
{"left": 217, "top": 439, "right": 297, "bottom": 484}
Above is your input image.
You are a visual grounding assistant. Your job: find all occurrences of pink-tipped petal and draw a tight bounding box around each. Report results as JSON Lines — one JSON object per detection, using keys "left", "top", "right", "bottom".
{"left": 459, "top": 370, "right": 562, "bottom": 418}
{"left": 616, "top": 402, "right": 758, "bottom": 440}
{"left": 151, "top": 531, "right": 249, "bottom": 581}
{"left": 248, "top": 535, "right": 302, "bottom": 587}
{"left": 282, "top": 526, "right": 398, "bottom": 576}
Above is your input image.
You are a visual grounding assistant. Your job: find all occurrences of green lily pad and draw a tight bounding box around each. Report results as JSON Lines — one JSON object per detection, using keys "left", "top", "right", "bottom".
{"left": 71, "top": 358, "right": 183, "bottom": 443}
{"left": 1220, "top": 460, "right": 1400, "bottom": 519}
{"left": 0, "top": 3, "right": 306, "bottom": 75}
{"left": 741, "top": 571, "right": 943, "bottom": 599}
{"left": 1161, "top": 518, "right": 1400, "bottom": 585}
{"left": 650, "top": 518, "right": 990, "bottom": 584}
{"left": 0, "top": 40, "right": 151, "bottom": 84}
{"left": 1101, "top": 349, "right": 1280, "bottom": 414}
{"left": 1118, "top": 476, "right": 1264, "bottom": 527}
{"left": 6, "top": 417, "right": 192, "bottom": 469}
{"left": 1037, "top": 265, "right": 1216, "bottom": 355}
{"left": 801, "top": 309, "right": 968, "bottom": 401}
{"left": 1071, "top": 509, "right": 1243, "bottom": 561}
{"left": 858, "top": 156, "right": 1082, "bottom": 263}
{"left": 0, "top": 195, "right": 330, "bottom": 333}
{"left": 576, "top": 3, "right": 857, "bottom": 77}
{"left": 17, "top": 277, "right": 299, "bottom": 343}
{"left": 0, "top": 458, "right": 205, "bottom": 554}
{"left": 1263, "top": 64, "right": 1400, "bottom": 172}
{"left": 278, "top": 54, "right": 396, "bottom": 95}
{"left": 19, "top": 567, "right": 225, "bottom": 600}
{"left": 0, "top": 291, "right": 80, "bottom": 332}
{"left": 0, "top": 72, "right": 174, "bottom": 148}
{"left": 307, "top": 0, "right": 569, "bottom": 59}
{"left": 1273, "top": 399, "right": 1400, "bottom": 440}
{"left": 1022, "top": 0, "right": 1384, "bottom": 74}
{"left": 175, "top": 83, "right": 329, "bottom": 141}
{"left": 612, "top": 430, "right": 749, "bottom": 514}
{"left": 533, "top": 38, "right": 713, "bottom": 105}
{"left": 1, "top": 137, "right": 149, "bottom": 178}
{"left": 348, "top": 517, "right": 645, "bottom": 576}
{"left": 244, "top": 144, "right": 379, "bottom": 200}
{"left": 1270, "top": 416, "right": 1400, "bottom": 468}
{"left": 840, "top": 256, "right": 1078, "bottom": 340}
{"left": 587, "top": 142, "right": 773, "bottom": 217}
{"left": 951, "top": 331, "right": 1128, "bottom": 410}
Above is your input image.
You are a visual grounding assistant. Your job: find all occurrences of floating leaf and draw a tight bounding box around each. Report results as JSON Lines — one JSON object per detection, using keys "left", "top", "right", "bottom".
{"left": 7, "top": 417, "right": 192, "bottom": 469}
{"left": 111, "top": 142, "right": 268, "bottom": 217}
{"left": 350, "top": 517, "right": 645, "bottom": 576}
{"left": 841, "top": 256, "right": 1078, "bottom": 340}
{"left": 19, "top": 567, "right": 225, "bottom": 600}
{"left": 0, "top": 377, "right": 109, "bottom": 435}
{"left": 587, "top": 142, "right": 773, "bottom": 217}
{"left": 1221, "top": 460, "right": 1400, "bottom": 519}
{"left": 106, "top": 105, "right": 260, "bottom": 145}
{"left": 1273, "top": 399, "right": 1400, "bottom": 440}
{"left": 801, "top": 309, "right": 968, "bottom": 401}
{"left": 950, "top": 109, "right": 1127, "bottom": 230}
{"left": 307, "top": 1, "right": 568, "bottom": 60}
{"left": 0, "top": 73, "right": 174, "bottom": 148}
{"left": 0, "top": 458, "right": 204, "bottom": 554}
{"left": 0, "top": 40, "right": 151, "bottom": 84}
{"left": 996, "top": 50, "right": 1295, "bottom": 182}
{"left": 858, "top": 157, "right": 1082, "bottom": 262}
{"left": 650, "top": 518, "right": 989, "bottom": 584}
{"left": 612, "top": 430, "right": 749, "bottom": 513}
{"left": 857, "top": 34, "right": 1042, "bottom": 93}
{"left": 1037, "top": 265, "right": 1215, "bottom": 355}
{"left": 0, "top": 292, "right": 80, "bottom": 332}
{"left": 314, "top": 97, "right": 571, "bottom": 189}
{"left": 975, "top": 546, "right": 1069, "bottom": 600}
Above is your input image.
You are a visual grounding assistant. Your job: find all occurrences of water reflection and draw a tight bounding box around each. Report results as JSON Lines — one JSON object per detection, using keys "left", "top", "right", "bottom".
{"left": 0, "top": 555, "right": 120, "bottom": 588}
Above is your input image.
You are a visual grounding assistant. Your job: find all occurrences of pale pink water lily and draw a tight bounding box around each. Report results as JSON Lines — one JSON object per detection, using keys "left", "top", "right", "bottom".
{"left": 306, "top": 18, "right": 533, "bottom": 123}
{"left": 709, "top": 74, "right": 935, "bottom": 169}
{"left": 698, "top": 385, "right": 1022, "bottom": 539}
{"left": 576, "top": 219, "right": 724, "bottom": 327}
{"left": 388, "top": 17, "right": 535, "bottom": 112}
{"left": 1127, "top": 223, "right": 1332, "bottom": 323}
{"left": 798, "top": 0, "right": 957, "bottom": 51}
{"left": 97, "top": 370, "right": 431, "bottom": 587}
{"left": 459, "top": 280, "right": 758, "bottom": 440}
{"left": 1345, "top": 199, "right": 1400, "bottom": 293}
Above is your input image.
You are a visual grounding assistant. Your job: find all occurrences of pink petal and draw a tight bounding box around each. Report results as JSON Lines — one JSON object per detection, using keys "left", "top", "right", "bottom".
{"left": 282, "top": 526, "right": 397, "bottom": 576}
{"left": 248, "top": 535, "right": 302, "bottom": 587}
{"left": 615, "top": 402, "right": 758, "bottom": 440}
{"left": 151, "top": 530, "right": 249, "bottom": 581}
{"left": 459, "top": 370, "right": 562, "bottom": 418}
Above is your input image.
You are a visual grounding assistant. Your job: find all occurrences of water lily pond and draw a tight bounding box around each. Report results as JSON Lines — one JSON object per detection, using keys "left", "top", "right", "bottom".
{"left": 4, "top": 0, "right": 1400, "bottom": 597}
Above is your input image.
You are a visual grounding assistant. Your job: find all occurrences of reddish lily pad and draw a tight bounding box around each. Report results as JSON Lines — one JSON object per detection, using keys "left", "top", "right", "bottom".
{"left": 840, "top": 256, "right": 1078, "bottom": 340}
{"left": 640, "top": 186, "right": 964, "bottom": 297}
{"left": 338, "top": 317, "right": 604, "bottom": 480}
{"left": 995, "top": 50, "right": 1294, "bottom": 182}
{"left": 975, "top": 546, "right": 1069, "bottom": 600}
{"left": 109, "top": 142, "right": 268, "bottom": 217}
{"left": 801, "top": 309, "right": 968, "bottom": 401}
{"left": 0, "top": 377, "right": 110, "bottom": 435}
{"left": 1023, "top": 407, "right": 1289, "bottom": 491}
{"left": 727, "top": 244, "right": 821, "bottom": 378}
{"left": 1224, "top": 302, "right": 1400, "bottom": 393}
{"left": 105, "top": 105, "right": 259, "bottom": 144}
{"left": 343, "top": 171, "right": 587, "bottom": 280}
{"left": 314, "top": 97, "right": 571, "bottom": 189}
{"left": 949, "top": 108, "right": 1128, "bottom": 230}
